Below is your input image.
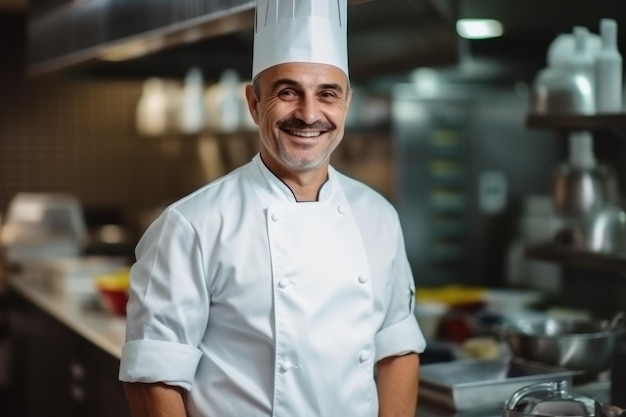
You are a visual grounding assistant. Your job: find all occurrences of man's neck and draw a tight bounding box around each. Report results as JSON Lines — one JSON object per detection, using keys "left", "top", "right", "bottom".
{"left": 260, "top": 153, "right": 329, "bottom": 202}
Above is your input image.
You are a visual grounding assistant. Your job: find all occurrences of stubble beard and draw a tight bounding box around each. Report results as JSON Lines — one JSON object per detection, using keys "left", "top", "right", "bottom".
{"left": 275, "top": 140, "right": 329, "bottom": 170}
{"left": 261, "top": 117, "right": 342, "bottom": 171}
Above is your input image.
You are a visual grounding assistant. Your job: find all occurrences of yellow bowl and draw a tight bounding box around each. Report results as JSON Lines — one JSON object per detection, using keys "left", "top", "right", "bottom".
{"left": 95, "top": 267, "right": 131, "bottom": 291}
{"left": 416, "top": 285, "right": 486, "bottom": 308}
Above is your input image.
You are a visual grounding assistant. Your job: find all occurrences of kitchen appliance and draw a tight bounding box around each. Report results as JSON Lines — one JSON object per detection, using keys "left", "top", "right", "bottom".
{"left": 530, "top": 66, "right": 595, "bottom": 115}
{"left": 498, "top": 313, "right": 625, "bottom": 378}
{"left": 0, "top": 193, "right": 87, "bottom": 265}
{"left": 503, "top": 379, "right": 624, "bottom": 417}
{"left": 553, "top": 149, "right": 618, "bottom": 218}
{"left": 552, "top": 131, "right": 618, "bottom": 217}
{"left": 550, "top": 130, "right": 625, "bottom": 255}
{"left": 579, "top": 206, "right": 626, "bottom": 253}
{"left": 392, "top": 84, "right": 559, "bottom": 286}
{"left": 418, "top": 357, "right": 581, "bottom": 411}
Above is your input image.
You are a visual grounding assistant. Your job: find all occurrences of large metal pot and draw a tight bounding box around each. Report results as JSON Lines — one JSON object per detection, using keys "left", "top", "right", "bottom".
{"left": 499, "top": 313, "right": 625, "bottom": 377}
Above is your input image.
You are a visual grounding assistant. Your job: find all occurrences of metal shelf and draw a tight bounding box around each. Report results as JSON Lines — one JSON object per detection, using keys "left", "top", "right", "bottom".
{"left": 525, "top": 243, "right": 626, "bottom": 276}
{"left": 524, "top": 112, "right": 626, "bottom": 276}
{"left": 526, "top": 113, "right": 626, "bottom": 132}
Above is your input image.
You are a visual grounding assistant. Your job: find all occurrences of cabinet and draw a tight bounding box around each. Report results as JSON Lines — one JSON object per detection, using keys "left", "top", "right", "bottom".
{"left": 8, "top": 291, "right": 131, "bottom": 417}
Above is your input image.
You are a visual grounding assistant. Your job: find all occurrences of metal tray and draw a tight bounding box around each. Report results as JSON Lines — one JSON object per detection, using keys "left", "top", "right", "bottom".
{"left": 419, "top": 357, "right": 582, "bottom": 411}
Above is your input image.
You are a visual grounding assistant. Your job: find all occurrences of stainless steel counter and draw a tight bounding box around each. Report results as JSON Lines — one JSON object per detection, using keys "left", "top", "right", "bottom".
{"left": 8, "top": 276, "right": 125, "bottom": 359}
{"left": 7, "top": 274, "right": 613, "bottom": 417}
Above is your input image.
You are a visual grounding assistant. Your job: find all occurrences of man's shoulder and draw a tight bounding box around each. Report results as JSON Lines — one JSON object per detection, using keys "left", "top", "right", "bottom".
{"left": 334, "top": 170, "right": 397, "bottom": 216}
{"left": 169, "top": 163, "right": 251, "bottom": 217}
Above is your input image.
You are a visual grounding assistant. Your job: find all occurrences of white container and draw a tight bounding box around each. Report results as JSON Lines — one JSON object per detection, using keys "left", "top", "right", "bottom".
{"left": 179, "top": 67, "right": 206, "bottom": 134}
{"left": 547, "top": 29, "right": 601, "bottom": 71}
{"left": 414, "top": 301, "right": 448, "bottom": 341}
{"left": 595, "top": 18, "right": 623, "bottom": 112}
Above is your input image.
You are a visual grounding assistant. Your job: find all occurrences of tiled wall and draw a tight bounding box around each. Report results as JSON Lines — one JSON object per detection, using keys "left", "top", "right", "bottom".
{"left": 0, "top": 80, "right": 200, "bottom": 215}
{"left": 0, "top": 78, "right": 394, "bottom": 232}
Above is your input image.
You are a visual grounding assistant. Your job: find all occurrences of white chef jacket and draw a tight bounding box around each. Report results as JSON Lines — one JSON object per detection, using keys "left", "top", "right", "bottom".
{"left": 119, "top": 153, "right": 426, "bottom": 417}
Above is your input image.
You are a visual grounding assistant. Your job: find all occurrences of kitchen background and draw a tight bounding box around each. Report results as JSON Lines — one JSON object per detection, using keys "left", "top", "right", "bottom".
{"left": 2, "top": 0, "right": 626, "bottom": 306}
{"left": 2, "top": 0, "right": 626, "bottom": 415}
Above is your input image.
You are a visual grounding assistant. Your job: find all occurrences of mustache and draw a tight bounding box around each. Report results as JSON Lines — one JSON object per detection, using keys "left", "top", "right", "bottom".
{"left": 278, "top": 118, "right": 335, "bottom": 131}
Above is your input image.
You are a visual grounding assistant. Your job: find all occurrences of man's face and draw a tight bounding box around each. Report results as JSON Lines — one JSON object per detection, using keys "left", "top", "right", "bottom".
{"left": 245, "top": 62, "right": 351, "bottom": 175}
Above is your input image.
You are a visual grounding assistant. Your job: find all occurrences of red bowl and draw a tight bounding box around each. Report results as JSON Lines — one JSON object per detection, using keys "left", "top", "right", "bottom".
{"left": 98, "top": 288, "right": 129, "bottom": 317}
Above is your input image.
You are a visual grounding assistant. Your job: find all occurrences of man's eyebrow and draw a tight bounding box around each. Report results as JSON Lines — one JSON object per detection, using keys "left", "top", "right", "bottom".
{"left": 319, "top": 83, "right": 345, "bottom": 95}
{"left": 271, "top": 78, "right": 300, "bottom": 92}
{"left": 271, "top": 79, "right": 345, "bottom": 95}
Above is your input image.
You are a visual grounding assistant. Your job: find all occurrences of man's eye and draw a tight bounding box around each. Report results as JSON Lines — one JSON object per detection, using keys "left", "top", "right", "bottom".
{"left": 320, "top": 92, "right": 339, "bottom": 100}
{"left": 278, "top": 89, "right": 297, "bottom": 97}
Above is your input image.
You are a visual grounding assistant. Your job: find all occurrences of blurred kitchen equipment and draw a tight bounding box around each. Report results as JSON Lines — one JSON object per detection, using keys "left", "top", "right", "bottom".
{"left": 547, "top": 27, "right": 600, "bottom": 74}
{"left": 0, "top": 193, "right": 87, "bottom": 265}
{"left": 551, "top": 130, "right": 624, "bottom": 254}
{"left": 503, "top": 379, "right": 624, "bottom": 417}
{"left": 595, "top": 19, "right": 623, "bottom": 112}
{"left": 530, "top": 66, "right": 594, "bottom": 114}
{"left": 553, "top": 132, "right": 618, "bottom": 218}
{"left": 531, "top": 28, "right": 596, "bottom": 116}
{"left": 418, "top": 357, "right": 581, "bottom": 411}
{"left": 498, "top": 312, "right": 625, "bottom": 377}
{"left": 416, "top": 285, "right": 486, "bottom": 309}
{"left": 582, "top": 206, "right": 626, "bottom": 253}
{"left": 484, "top": 288, "right": 544, "bottom": 319}
{"left": 205, "top": 69, "right": 243, "bottom": 133}
{"left": 45, "top": 256, "right": 127, "bottom": 300}
{"left": 136, "top": 77, "right": 179, "bottom": 137}
{"left": 414, "top": 300, "right": 448, "bottom": 341}
{"left": 179, "top": 67, "right": 206, "bottom": 134}
{"left": 506, "top": 195, "right": 563, "bottom": 292}
{"left": 94, "top": 267, "right": 130, "bottom": 317}
{"left": 394, "top": 84, "right": 560, "bottom": 287}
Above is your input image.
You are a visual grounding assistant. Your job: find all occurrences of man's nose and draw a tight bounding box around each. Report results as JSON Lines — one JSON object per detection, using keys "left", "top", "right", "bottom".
{"left": 294, "top": 94, "right": 322, "bottom": 125}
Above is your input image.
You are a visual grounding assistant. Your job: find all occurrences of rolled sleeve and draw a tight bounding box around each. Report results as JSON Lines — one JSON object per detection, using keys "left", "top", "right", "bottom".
{"left": 374, "top": 314, "right": 426, "bottom": 362}
{"left": 120, "top": 207, "right": 210, "bottom": 390}
{"left": 375, "top": 215, "right": 427, "bottom": 361}
{"left": 119, "top": 340, "right": 202, "bottom": 390}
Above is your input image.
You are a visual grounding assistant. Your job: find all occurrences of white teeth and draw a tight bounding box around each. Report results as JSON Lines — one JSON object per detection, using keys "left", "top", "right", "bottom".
{"left": 287, "top": 130, "right": 322, "bottom": 138}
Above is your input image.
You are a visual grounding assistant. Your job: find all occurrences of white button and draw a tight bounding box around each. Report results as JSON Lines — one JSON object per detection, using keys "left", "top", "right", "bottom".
{"left": 337, "top": 205, "right": 346, "bottom": 214}
{"left": 359, "top": 351, "right": 371, "bottom": 363}
{"left": 279, "top": 361, "right": 293, "bottom": 373}
{"left": 278, "top": 278, "right": 289, "bottom": 289}
{"left": 358, "top": 275, "right": 368, "bottom": 284}
{"left": 271, "top": 212, "right": 281, "bottom": 222}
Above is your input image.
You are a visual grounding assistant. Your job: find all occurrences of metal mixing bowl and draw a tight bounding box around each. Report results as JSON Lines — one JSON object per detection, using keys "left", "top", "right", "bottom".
{"left": 500, "top": 314, "right": 625, "bottom": 377}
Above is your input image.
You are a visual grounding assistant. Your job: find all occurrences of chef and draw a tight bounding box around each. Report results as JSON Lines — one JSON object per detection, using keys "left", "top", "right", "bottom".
{"left": 118, "top": 0, "right": 426, "bottom": 416}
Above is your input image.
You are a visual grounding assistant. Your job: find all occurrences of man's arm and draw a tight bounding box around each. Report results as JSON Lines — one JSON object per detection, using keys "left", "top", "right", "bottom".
{"left": 376, "top": 353, "right": 420, "bottom": 417}
{"left": 124, "top": 382, "right": 188, "bottom": 417}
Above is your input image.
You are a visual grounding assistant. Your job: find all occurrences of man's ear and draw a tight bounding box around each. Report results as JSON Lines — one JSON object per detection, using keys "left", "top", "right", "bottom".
{"left": 346, "top": 86, "right": 353, "bottom": 109}
{"left": 245, "top": 84, "right": 260, "bottom": 124}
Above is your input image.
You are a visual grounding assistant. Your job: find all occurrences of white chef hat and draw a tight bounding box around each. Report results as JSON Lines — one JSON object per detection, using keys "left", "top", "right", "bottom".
{"left": 252, "top": 0, "right": 349, "bottom": 81}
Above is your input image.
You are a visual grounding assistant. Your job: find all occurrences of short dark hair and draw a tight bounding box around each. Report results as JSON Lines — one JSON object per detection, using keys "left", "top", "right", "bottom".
{"left": 252, "top": 76, "right": 261, "bottom": 100}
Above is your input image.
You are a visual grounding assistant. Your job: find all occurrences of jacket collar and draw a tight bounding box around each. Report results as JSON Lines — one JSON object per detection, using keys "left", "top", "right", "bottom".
{"left": 250, "top": 153, "right": 338, "bottom": 203}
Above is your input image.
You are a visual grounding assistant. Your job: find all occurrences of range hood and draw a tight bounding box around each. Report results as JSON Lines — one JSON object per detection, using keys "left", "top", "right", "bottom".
{"left": 27, "top": 0, "right": 459, "bottom": 82}
{"left": 28, "top": 0, "right": 257, "bottom": 78}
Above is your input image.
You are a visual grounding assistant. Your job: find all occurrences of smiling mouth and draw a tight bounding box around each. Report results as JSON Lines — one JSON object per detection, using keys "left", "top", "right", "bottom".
{"left": 284, "top": 129, "right": 324, "bottom": 138}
